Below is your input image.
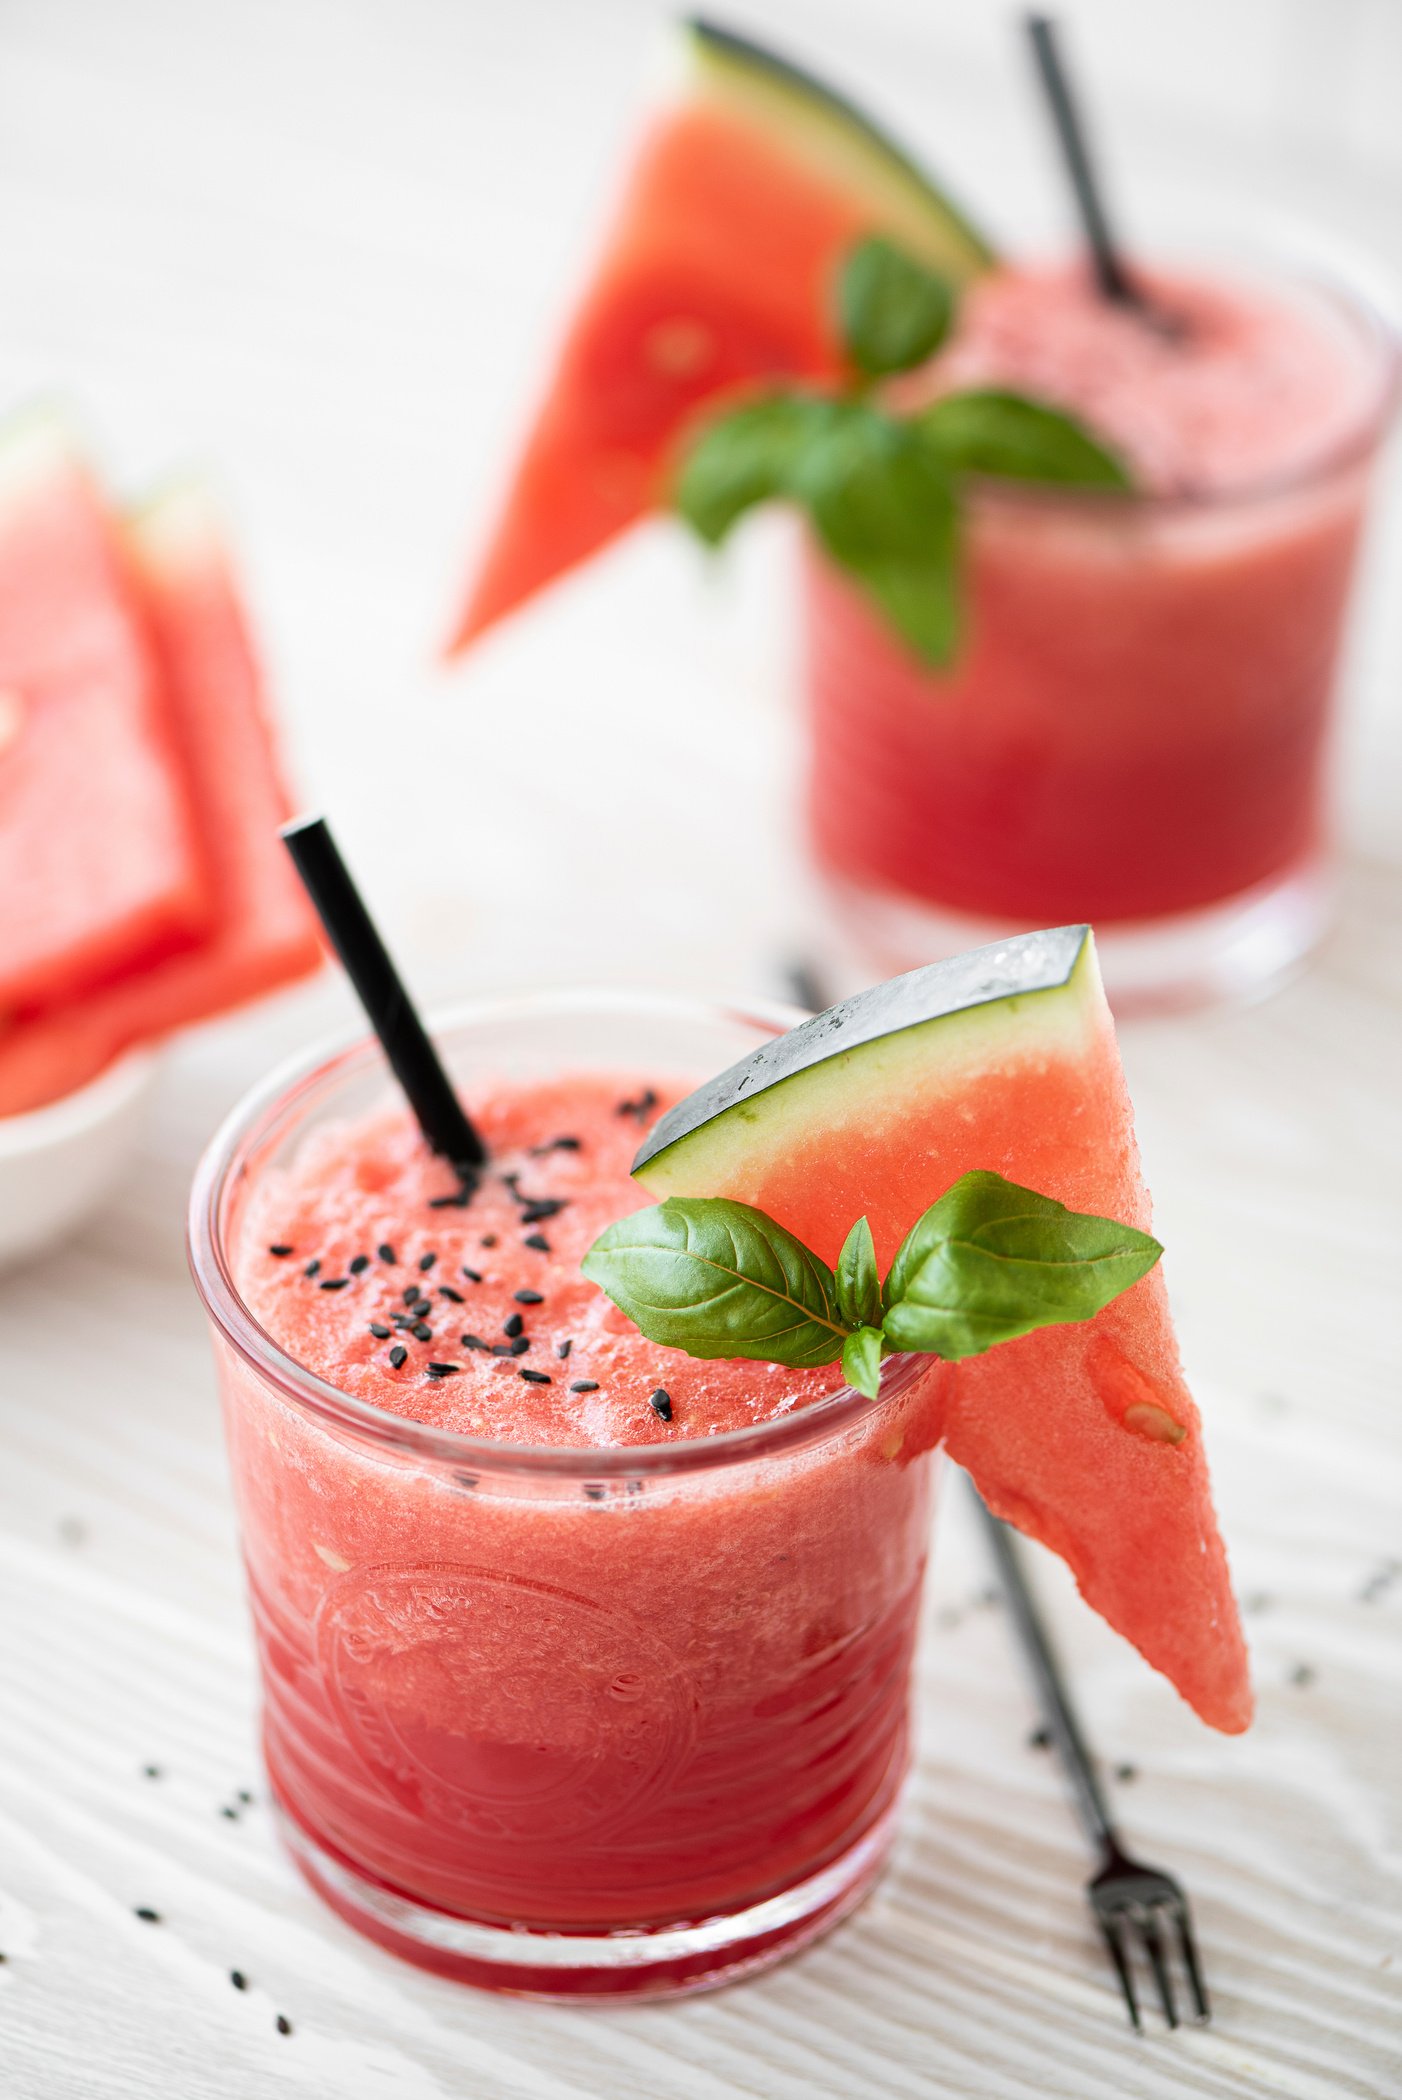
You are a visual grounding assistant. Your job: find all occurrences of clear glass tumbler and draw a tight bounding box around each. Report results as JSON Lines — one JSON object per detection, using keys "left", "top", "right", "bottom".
{"left": 803, "top": 255, "right": 1399, "bottom": 1010}
{"left": 189, "top": 993, "right": 942, "bottom": 1998}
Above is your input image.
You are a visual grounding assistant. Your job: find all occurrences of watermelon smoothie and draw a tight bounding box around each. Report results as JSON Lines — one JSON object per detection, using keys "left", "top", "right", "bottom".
{"left": 806, "top": 255, "right": 1398, "bottom": 1006}
{"left": 190, "top": 995, "right": 942, "bottom": 1997}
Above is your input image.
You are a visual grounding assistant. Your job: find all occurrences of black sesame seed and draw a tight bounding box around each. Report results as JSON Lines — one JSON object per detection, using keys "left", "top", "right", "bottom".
{"left": 389, "top": 1346, "right": 407, "bottom": 1369}
{"left": 523, "top": 1233, "right": 550, "bottom": 1253}
{"left": 368, "top": 1323, "right": 391, "bottom": 1340}
{"left": 503, "top": 1313, "right": 524, "bottom": 1339}
{"left": 134, "top": 1907, "right": 161, "bottom": 1924}
{"left": 268, "top": 1244, "right": 293, "bottom": 1258}
{"left": 481, "top": 1234, "right": 498, "bottom": 1248}
{"left": 438, "top": 1285, "right": 464, "bottom": 1303}
{"left": 460, "top": 1266, "right": 482, "bottom": 1284}
{"left": 557, "top": 1339, "right": 572, "bottom": 1360}
{"left": 303, "top": 1259, "right": 321, "bottom": 1279}
{"left": 319, "top": 1278, "right": 350, "bottom": 1292}
{"left": 349, "top": 1254, "right": 370, "bottom": 1275}
{"left": 649, "top": 1388, "right": 673, "bottom": 1422}
{"left": 412, "top": 1322, "right": 433, "bottom": 1343}
{"left": 460, "top": 1333, "right": 488, "bottom": 1351}
{"left": 230, "top": 1969, "right": 248, "bottom": 1991}
{"left": 426, "top": 1363, "right": 460, "bottom": 1379}
{"left": 519, "top": 1369, "right": 552, "bottom": 1384}
{"left": 378, "top": 1243, "right": 396, "bottom": 1264}
{"left": 514, "top": 1289, "right": 544, "bottom": 1305}
{"left": 570, "top": 1380, "right": 600, "bottom": 1394}
{"left": 419, "top": 1252, "right": 438, "bottom": 1272}
{"left": 275, "top": 2015, "right": 292, "bottom": 2037}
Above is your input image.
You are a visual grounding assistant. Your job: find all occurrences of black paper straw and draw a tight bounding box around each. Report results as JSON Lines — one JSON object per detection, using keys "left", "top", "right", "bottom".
{"left": 1025, "top": 15, "right": 1141, "bottom": 310}
{"left": 282, "top": 815, "right": 486, "bottom": 1170}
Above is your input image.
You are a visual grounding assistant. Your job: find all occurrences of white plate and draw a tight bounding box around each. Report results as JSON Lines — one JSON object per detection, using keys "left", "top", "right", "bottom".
{"left": 0, "top": 1047, "right": 160, "bottom": 1269}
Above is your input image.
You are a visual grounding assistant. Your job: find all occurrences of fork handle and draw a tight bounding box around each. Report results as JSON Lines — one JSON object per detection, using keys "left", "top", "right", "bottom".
{"left": 968, "top": 1478, "right": 1123, "bottom": 1859}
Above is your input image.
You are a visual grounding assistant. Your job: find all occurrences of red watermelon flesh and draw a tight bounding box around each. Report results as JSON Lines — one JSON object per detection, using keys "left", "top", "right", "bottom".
{"left": 635, "top": 932, "right": 1251, "bottom": 1734}
{"left": 0, "top": 485, "right": 321, "bottom": 1118}
{"left": 0, "top": 417, "right": 211, "bottom": 1013}
{"left": 449, "top": 22, "right": 994, "bottom": 651}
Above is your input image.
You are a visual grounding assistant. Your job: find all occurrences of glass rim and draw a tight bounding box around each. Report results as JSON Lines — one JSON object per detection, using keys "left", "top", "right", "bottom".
{"left": 925, "top": 246, "right": 1401, "bottom": 517}
{"left": 188, "top": 988, "right": 925, "bottom": 1481}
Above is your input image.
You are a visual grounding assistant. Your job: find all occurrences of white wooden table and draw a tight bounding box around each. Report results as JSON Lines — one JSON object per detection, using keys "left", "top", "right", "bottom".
{"left": 2, "top": 3, "right": 1400, "bottom": 2094}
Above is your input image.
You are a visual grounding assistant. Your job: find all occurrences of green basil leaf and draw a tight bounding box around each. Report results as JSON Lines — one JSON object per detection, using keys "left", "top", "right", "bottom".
{"left": 917, "top": 388, "right": 1132, "bottom": 490}
{"left": 582, "top": 1196, "right": 848, "bottom": 1367}
{"left": 674, "top": 391, "right": 830, "bottom": 545}
{"left": 800, "top": 407, "right": 961, "bottom": 667}
{"left": 881, "top": 1170, "right": 1161, "bottom": 1361}
{"left": 841, "top": 1325, "right": 885, "bottom": 1401}
{"left": 835, "top": 1215, "right": 883, "bottom": 1331}
{"left": 839, "top": 236, "right": 955, "bottom": 379}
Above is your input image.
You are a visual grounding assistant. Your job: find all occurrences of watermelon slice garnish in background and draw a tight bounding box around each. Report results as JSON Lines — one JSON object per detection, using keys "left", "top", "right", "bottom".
{"left": 634, "top": 927, "right": 1252, "bottom": 1735}
{"left": 0, "top": 470, "right": 321, "bottom": 1119}
{"left": 447, "top": 17, "right": 995, "bottom": 649}
{"left": 0, "top": 414, "right": 212, "bottom": 1014}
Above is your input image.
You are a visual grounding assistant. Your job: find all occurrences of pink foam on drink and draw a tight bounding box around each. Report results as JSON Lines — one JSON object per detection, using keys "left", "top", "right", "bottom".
{"left": 930, "top": 260, "right": 1377, "bottom": 495}
{"left": 237, "top": 1072, "right": 843, "bottom": 1447}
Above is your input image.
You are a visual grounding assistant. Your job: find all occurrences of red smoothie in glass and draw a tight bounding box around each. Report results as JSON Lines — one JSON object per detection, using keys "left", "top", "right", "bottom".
{"left": 204, "top": 1014, "right": 941, "bottom": 1995}
{"left": 806, "top": 258, "right": 1396, "bottom": 1003}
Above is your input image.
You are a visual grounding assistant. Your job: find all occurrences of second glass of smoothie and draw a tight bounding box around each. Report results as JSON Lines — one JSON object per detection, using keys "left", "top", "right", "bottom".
{"left": 805, "top": 247, "right": 1398, "bottom": 1007}
{"left": 189, "top": 994, "right": 942, "bottom": 1998}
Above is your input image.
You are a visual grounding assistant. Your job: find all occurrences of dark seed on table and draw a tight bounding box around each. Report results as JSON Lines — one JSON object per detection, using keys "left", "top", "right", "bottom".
{"left": 275, "top": 2015, "right": 293, "bottom": 2037}
{"left": 523, "top": 1234, "right": 550, "bottom": 1253}
{"left": 438, "top": 1285, "right": 464, "bottom": 1303}
{"left": 1027, "top": 1726, "right": 1052, "bottom": 1751}
{"left": 318, "top": 1278, "right": 350, "bottom": 1292}
{"left": 460, "top": 1334, "right": 488, "bottom": 1351}
{"left": 1114, "top": 1764, "right": 1138, "bottom": 1783}
{"left": 426, "top": 1363, "right": 460, "bottom": 1379}
{"left": 419, "top": 1252, "right": 437, "bottom": 1272}
{"left": 230, "top": 1970, "right": 248, "bottom": 1991}
{"left": 649, "top": 1388, "right": 673, "bottom": 1422}
{"left": 268, "top": 1244, "right": 293, "bottom": 1258}
{"left": 557, "top": 1340, "right": 572, "bottom": 1360}
{"left": 412, "top": 1322, "right": 433, "bottom": 1343}
{"left": 236, "top": 1790, "right": 254, "bottom": 1805}
{"left": 519, "top": 1369, "right": 552, "bottom": 1384}
{"left": 570, "top": 1380, "right": 599, "bottom": 1394}
{"left": 349, "top": 1254, "right": 370, "bottom": 1275}
{"left": 461, "top": 1267, "right": 482, "bottom": 1284}
{"left": 514, "top": 1290, "right": 544, "bottom": 1305}
{"left": 1290, "top": 1663, "right": 1317, "bottom": 1688}
{"left": 303, "top": 1259, "right": 321, "bottom": 1278}
{"left": 481, "top": 1234, "right": 498, "bottom": 1248}
{"left": 134, "top": 1907, "right": 161, "bottom": 1924}
{"left": 368, "top": 1323, "right": 391, "bottom": 1340}
{"left": 503, "top": 1313, "right": 524, "bottom": 1339}
{"left": 220, "top": 1805, "right": 240, "bottom": 1821}
{"left": 142, "top": 1764, "right": 162, "bottom": 1780}
{"left": 378, "top": 1243, "right": 396, "bottom": 1264}
{"left": 389, "top": 1346, "right": 407, "bottom": 1369}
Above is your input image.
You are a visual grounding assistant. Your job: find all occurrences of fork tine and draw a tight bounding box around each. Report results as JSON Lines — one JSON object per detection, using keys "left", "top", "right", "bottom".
{"left": 1098, "top": 1912, "right": 1141, "bottom": 2031}
{"left": 1141, "top": 1905, "right": 1179, "bottom": 2029}
{"left": 1171, "top": 1899, "right": 1211, "bottom": 2024}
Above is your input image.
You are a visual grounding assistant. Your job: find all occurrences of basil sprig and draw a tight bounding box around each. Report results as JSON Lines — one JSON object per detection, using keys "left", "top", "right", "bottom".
{"left": 674, "top": 234, "right": 1131, "bottom": 667}
{"left": 583, "top": 1170, "right": 1161, "bottom": 1401}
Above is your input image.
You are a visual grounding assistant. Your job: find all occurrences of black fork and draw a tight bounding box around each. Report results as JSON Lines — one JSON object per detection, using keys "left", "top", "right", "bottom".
{"left": 970, "top": 1482, "right": 1211, "bottom": 2030}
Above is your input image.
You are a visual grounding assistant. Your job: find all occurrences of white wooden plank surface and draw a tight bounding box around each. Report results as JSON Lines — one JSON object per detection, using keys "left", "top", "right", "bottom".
{"left": 1, "top": 3, "right": 1400, "bottom": 2095}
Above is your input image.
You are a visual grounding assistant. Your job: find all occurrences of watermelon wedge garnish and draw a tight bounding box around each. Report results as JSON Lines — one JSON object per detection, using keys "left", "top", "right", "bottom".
{"left": 633, "top": 927, "right": 1252, "bottom": 1734}
{"left": 0, "top": 472, "right": 321, "bottom": 1118}
{"left": 0, "top": 414, "right": 211, "bottom": 1014}
{"left": 448, "top": 17, "right": 994, "bottom": 650}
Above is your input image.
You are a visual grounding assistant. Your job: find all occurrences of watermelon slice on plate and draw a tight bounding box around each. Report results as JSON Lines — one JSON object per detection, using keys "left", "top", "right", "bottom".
{"left": 0, "top": 414, "right": 211, "bottom": 1014}
{"left": 448, "top": 17, "right": 994, "bottom": 649}
{"left": 0, "top": 482, "right": 321, "bottom": 1119}
{"left": 635, "top": 926, "right": 1251, "bottom": 1734}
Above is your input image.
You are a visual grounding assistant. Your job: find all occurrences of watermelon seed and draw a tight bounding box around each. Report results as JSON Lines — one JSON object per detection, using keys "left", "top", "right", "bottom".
{"left": 389, "top": 1347, "right": 407, "bottom": 1370}
{"left": 520, "top": 1369, "right": 552, "bottom": 1385}
{"left": 318, "top": 1278, "right": 350, "bottom": 1292}
{"left": 570, "top": 1381, "right": 599, "bottom": 1394}
{"left": 557, "top": 1340, "right": 572, "bottom": 1360}
{"left": 514, "top": 1289, "right": 544, "bottom": 1305}
{"left": 349, "top": 1254, "right": 370, "bottom": 1275}
{"left": 1290, "top": 1663, "right": 1317, "bottom": 1688}
{"left": 649, "top": 1389, "right": 673, "bottom": 1422}
{"left": 378, "top": 1243, "right": 397, "bottom": 1264}
{"left": 134, "top": 1907, "right": 161, "bottom": 1924}
{"left": 419, "top": 1252, "right": 437, "bottom": 1272}
{"left": 503, "top": 1313, "right": 524, "bottom": 1339}
{"left": 275, "top": 2015, "right": 292, "bottom": 2037}
{"left": 230, "top": 1970, "right": 248, "bottom": 1991}
{"left": 461, "top": 1266, "right": 483, "bottom": 1284}
{"left": 1114, "top": 1764, "right": 1138, "bottom": 1783}
{"left": 615, "top": 1089, "right": 657, "bottom": 1124}
{"left": 480, "top": 1235, "right": 498, "bottom": 1248}
{"left": 523, "top": 1234, "right": 551, "bottom": 1253}
{"left": 268, "top": 1244, "right": 293, "bottom": 1258}
{"left": 460, "top": 1334, "right": 488, "bottom": 1352}
{"left": 1027, "top": 1727, "right": 1052, "bottom": 1751}
{"left": 438, "top": 1285, "right": 464, "bottom": 1303}
{"left": 303, "top": 1259, "right": 321, "bottom": 1279}
{"left": 426, "top": 1363, "right": 460, "bottom": 1379}
{"left": 368, "top": 1324, "right": 391, "bottom": 1340}
{"left": 411, "top": 1323, "right": 433, "bottom": 1343}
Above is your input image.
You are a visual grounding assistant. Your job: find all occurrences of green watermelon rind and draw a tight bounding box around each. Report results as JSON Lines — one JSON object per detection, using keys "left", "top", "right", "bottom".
{"left": 635, "top": 926, "right": 1096, "bottom": 1200}
{"left": 681, "top": 17, "right": 998, "bottom": 280}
